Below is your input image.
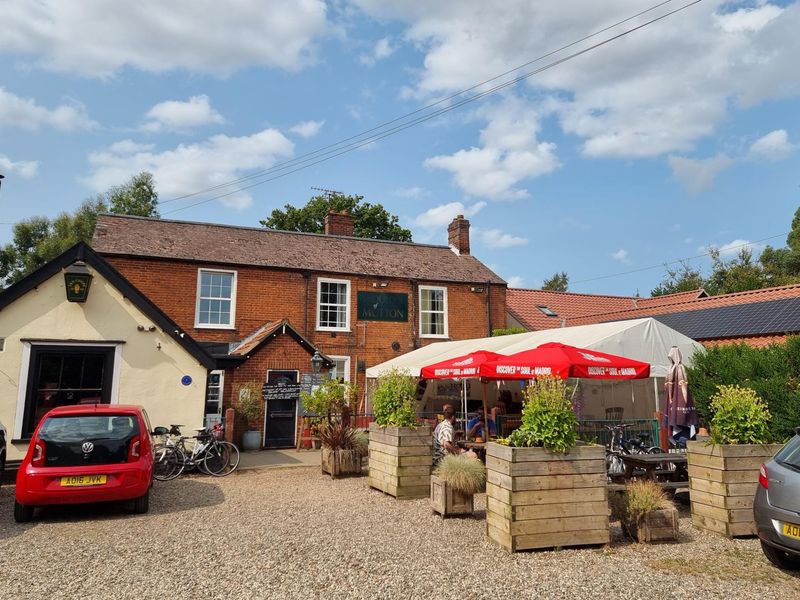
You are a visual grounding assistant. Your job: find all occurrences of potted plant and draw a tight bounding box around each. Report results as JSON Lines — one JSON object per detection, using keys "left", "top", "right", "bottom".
{"left": 486, "top": 376, "right": 609, "bottom": 552}
{"left": 688, "top": 384, "right": 783, "bottom": 537}
{"left": 431, "top": 454, "right": 486, "bottom": 517}
{"left": 368, "top": 369, "right": 431, "bottom": 499}
{"left": 613, "top": 480, "right": 679, "bottom": 543}
{"left": 319, "top": 422, "right": 368, "bottom": 478}
{"left": 301, "top": 378, "right": 357, "bottom": 453}
{"left": 236, "top": 381, "right": 263, "bottom": 452}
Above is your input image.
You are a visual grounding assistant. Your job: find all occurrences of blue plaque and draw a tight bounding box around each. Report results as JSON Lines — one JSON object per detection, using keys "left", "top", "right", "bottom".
{"left": 181, "top": 375, "right": 193, "bottom": 386}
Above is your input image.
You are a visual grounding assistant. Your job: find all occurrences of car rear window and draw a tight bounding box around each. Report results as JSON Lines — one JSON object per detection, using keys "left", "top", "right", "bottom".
{"left": 774, "top": 435, "right": 800, "bottom": 471}
{"left": 38, "top": 415, "right": 140, "bottom": 467}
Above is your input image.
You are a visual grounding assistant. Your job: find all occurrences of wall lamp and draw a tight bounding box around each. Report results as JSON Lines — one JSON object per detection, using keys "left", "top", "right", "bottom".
{"left": 372, "top": 281, "right": 389, "bottom": 288}
{"left": 470, "top": 286, "right": 485, "bottom": 293}
{"left": 64, "top": 261, "right": 93, "bottom": 302}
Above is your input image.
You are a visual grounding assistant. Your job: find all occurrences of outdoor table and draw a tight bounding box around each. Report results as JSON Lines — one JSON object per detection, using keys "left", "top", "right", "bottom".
{"left": 457, "top": 440, "right": 488, "bottom": 461}
{"left": 621, "top": 453, "right": 688, "bottom": 487}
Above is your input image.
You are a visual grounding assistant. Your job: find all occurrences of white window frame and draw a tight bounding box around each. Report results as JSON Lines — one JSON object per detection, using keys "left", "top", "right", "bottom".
{"left": 316, "top": 278, "right": 351, "bottom": 332}
{"left": 328, "top": 355, "right": 351, "bottom": 384}
{"left": 195, "top": 268, "right": 237, "bottom": 330}
{"left": 419, "top": 285, "right": 449, "bottom": 339}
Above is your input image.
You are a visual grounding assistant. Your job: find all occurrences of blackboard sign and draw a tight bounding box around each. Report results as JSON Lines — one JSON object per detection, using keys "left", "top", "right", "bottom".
{"left": 262, "top": 383, "right": 302, "bottom": 401}
{"left": 357, "top": 291, "right": 408, "bottom": 322}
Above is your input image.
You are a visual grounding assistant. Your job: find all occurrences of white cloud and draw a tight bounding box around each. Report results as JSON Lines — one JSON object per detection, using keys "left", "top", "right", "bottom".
{"left": 0, "top": 0, "right": 329, "bottom": 77}
{"left": 477, "top": 228, "right": 528, "bottom": 249}
{"left": 359, "top": 37, "right": 395, "bottom": 66}
{"left": 507, "top": 275, "right": 524, "bottom": 287}
{"left": 560, "top": 217, "right": 591, "bottom": 231}
{"left": 611, "top": 249, "right": 630, "bottom": 264}
{"left": 749, "top": 129, "right": 795, "bottom": 161}
{"left": 0, "top": 87, "right": 95, "bottom": 131}
{"left": 669, "top": 154, "right": 733, "bottom": 194}
{"left": 354, "top": 1, "right": 800, "bottom": 159}
{"left": 142, "top": 95, "right": 225, "bottom": 132}
{"left": 424, "top": 96, "right": 559, "bottom": 200}
{"left": 395, "top": 186, "right": 428, "bottom": 199}
{"left": 703, "top": 239, "right": 764, "bottom": 258}
{"left": 414, "top": 200, "right": 486, "bottom": 228}
{"left": 0, "top": 154, "right": 39, "bottom": 178}
{"left": 289, "top": 120, "right": 325, "bottom": 138}
{"left": 85, "top": 129, "right": 294, "bottom": 210}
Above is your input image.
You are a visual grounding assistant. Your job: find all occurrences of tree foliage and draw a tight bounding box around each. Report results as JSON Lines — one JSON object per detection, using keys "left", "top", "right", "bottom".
{"left": 0, "top": 171, "right": 159, "bottom": 288}
{"left": 541, "top": 271, "right": 569, "bottom": 292}
{"left": 260, "top": 192, "right": 412, "bottom": 242}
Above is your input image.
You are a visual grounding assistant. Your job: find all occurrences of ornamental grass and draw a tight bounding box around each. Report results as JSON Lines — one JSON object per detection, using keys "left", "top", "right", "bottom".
{"left": 433, "top": 454, "right": 486, "bottom": 494}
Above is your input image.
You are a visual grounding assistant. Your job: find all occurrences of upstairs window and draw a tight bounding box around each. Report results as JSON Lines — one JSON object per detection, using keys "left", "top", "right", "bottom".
{"left": 419, "top": 286, "right": 448, "bottom": 338}
{"left": 537, "top": 305, "right": 558, "bottom": 317}
{"left": 196, "top": 269, "right": 236, "bottom": 329}
{"left": 317, "top": 278, "right": 350, "bottom": 331}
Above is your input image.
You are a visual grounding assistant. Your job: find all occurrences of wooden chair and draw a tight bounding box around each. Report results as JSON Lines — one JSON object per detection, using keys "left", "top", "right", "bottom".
{"left": 605, "top": 406, "right": 624, "bottom": 421}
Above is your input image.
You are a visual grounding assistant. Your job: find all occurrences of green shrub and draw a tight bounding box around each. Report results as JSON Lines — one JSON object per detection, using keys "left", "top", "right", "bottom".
{"left": 688, "top": 338, "right": 800, "bottom": 441}
{"left": 301, "top": 379, "right": 355, "bottom": 423}
{"left": 434, "top": 455, "right": 486, "bottom": 494}
{"left": 491, "top": 327, "right": 527, "bottom": 337}
{"left": 502, "top": 376, "right": 577, "bottom": 453}
{"left": 235, "top": 381, "right": 263, "bottom": 424}
{"left": 709, "top": 384, "right": 773, "bottom": 445}
{"left": 372, "top": 369, "right": 418, "bottom": 427}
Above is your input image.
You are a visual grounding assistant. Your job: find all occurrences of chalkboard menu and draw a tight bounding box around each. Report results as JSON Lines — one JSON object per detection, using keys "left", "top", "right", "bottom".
{"left": 262, "top": 383, "right": 302, "bottom": 401}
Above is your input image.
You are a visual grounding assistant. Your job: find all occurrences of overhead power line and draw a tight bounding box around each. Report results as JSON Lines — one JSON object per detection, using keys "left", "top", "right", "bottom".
{"left": 161, "top": 0, "right": 704, "bottom": 216}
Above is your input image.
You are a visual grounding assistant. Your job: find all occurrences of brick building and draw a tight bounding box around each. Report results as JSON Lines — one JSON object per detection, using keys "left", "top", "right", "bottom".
{"left": 92, "top": 212, "right": 506, "bottom": 447}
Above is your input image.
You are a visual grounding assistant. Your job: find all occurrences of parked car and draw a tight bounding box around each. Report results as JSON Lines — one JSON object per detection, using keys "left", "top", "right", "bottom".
{"left": 14, "top": 404, "right": 154, "bottom": 523}
{"left": 754, "top": 429, "right": 800, "bottom": 570}
{"left": 0, "top": 419, "right": 7, "bottom": 488}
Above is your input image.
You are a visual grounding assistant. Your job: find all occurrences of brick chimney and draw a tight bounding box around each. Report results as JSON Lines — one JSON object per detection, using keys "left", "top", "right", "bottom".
{"left": 448, "top": 214, "right": 470, "bottom": 255}
{"left": 324, "top": 210, "right": 355, "bottom": 236}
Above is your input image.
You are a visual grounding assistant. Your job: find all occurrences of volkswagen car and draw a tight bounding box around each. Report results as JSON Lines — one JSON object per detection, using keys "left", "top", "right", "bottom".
{"left": 754, "top": 429, "right": 800, "bottom": 570}
{"left": 14, "top": 404, "right": 154, "bottom": 522}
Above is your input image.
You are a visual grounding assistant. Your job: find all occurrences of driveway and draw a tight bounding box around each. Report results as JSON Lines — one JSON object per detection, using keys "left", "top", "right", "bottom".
{"left": 0, "top": 468, "right": 798, "bottom": 599}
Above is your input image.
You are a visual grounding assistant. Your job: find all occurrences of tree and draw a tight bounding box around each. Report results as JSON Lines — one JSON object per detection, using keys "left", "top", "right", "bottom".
{"left": 705, "top": 248, "right": 772, "bottom": 295}
{"left": 651, "top": 261, "right": 705, "bottom": 297}
{"left": 541, "top": 271, "right": 569, "bottom": 292}
{"left": 261, "top": 192, "right": 412, "bottom": 242}
{"left": 0, "top": 172, "right": 159, "bottom": 287}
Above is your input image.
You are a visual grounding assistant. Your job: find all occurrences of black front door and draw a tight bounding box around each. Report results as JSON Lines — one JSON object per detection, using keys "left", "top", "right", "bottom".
{"left": 263, "top": 370, "right": 299, "bottom": 448}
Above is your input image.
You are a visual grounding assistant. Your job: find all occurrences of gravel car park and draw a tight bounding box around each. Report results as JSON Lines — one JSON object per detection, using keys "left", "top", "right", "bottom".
{"left": 1, "top": 467, "right": 798, "bottom": 600}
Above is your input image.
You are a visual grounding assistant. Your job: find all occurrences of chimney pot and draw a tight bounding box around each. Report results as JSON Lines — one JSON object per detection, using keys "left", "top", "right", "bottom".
{"left": 448, "top": 215, "right": 470, "bottom": 255}
{"left": 324, "top": 210, "right": 355, "bottom": 236}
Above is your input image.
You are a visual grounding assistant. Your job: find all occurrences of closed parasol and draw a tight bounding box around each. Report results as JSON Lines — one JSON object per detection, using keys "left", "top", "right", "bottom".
{"left": 664, "top": 346, "right": 698, "bottom": 443}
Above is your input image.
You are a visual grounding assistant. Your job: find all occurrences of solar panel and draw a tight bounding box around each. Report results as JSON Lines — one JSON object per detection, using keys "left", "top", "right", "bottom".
{"left": 606, "top": 297, "right": 800, "bottom": 340}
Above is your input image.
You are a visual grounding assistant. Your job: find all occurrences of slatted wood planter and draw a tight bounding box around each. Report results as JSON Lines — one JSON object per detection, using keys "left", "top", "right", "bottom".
{"left": 687, "top": 441, "right": 783, "bottom": 538}
{"left": 368, "top": 423, "right": 432, "bottom": 499}
{"left": 430, "top": 474, "right": 474, "bottom": 517}
{"left": 321, "top": 448, "right": 363, "bottom": 478}
{"left": 632, "top": 507, "right": 679, "bottom": 543}
{"left": 485, "top": 443, "right": 609, "bottom": 552}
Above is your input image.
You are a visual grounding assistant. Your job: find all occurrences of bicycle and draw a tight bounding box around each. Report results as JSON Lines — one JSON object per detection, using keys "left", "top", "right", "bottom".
{"left": 153, "top": 424, "right": 240, "bottom": 480}
{"left": 604, "top": 423, "right": 661, "bottom": 480}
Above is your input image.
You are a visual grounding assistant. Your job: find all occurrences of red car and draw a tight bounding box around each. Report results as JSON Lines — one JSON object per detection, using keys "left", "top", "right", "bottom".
{"left": 15, "top": 404, "right": 154, "bottom": 522}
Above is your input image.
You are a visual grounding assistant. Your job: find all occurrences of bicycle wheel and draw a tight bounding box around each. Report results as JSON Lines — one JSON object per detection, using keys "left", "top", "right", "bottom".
{"left": 646, "top": 446, "right": 664, "bottom": 454}
{"left": 203, "top": 441, "right": 240, "bottom": 477}
{"left": 153, "top": 445, "right": 184, "bottom": 481}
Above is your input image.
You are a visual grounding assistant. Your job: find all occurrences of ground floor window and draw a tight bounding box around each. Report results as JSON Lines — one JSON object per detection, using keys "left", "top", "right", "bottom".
{"left": 22, "top": 345, "right": 115, "bottom": 438}
{"left": 328, "top": 356, "right": 351, "bottom": 384}
{"left": 205, "top": 370, "right": 224, "bottom": 428}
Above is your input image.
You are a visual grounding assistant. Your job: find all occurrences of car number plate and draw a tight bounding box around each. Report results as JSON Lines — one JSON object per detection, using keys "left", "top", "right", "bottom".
{"left": 782, "top": 522, "right": 800, "bottom": 540}
{"left": 60, "top": 475, "right": 107, "bottom": 487}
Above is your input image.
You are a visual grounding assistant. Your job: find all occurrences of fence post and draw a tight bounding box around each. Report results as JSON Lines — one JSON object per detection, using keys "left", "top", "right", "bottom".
{"left": 224, "top": 408, "right": 236, "bottom": 443}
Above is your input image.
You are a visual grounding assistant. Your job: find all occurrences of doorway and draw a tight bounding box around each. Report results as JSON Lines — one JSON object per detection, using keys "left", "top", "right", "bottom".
{"left": 263, "top": 370, "right": 299, "bottom": 448}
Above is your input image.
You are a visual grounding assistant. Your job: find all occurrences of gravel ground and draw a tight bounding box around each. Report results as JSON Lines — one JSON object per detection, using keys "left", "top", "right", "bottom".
{"left": 1, "top": 468, "right": 798, "bottom": 600}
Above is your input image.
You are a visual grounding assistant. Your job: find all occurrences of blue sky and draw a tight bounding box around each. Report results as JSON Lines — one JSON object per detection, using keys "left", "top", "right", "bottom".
{"left": 1, "top": 0, "right": 799, "bottom": 296}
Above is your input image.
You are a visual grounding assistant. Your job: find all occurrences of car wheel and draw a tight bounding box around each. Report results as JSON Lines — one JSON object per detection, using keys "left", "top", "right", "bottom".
{"left": 14, "top": 501, "right": 34, "bottom": 523}
{"left": 132, "top": 489, "right": 150, "bottom": 515}
{"left": 0, "top": 448, "right": 5, "bottom": 489}
{"left": 761, "top": 540, "right": 800, "bottom": 570}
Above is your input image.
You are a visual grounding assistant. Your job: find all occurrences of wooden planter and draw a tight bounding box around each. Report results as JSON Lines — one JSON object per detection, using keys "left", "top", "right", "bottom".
{"left": 485, "top": 443, "right": 609, "bottom": 552}
{"left": 687, "top": 441, "right": 783, "bottom": 538}
{"left": 631, "top": 507, "right": 679, "bottom": 543}
{"left": 368, "top": 423, "right": 432, "bottom": 499}
{"left": 430, "top": 474, "right": 474, "bottom": 517}
{"left": 321, "top": 448, "right": 363, "bottom": 478}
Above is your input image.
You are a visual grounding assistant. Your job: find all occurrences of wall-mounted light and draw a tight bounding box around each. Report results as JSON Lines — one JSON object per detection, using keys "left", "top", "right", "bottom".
{"left": 311, "top": 350, "right": 325, "bottom": 374}
{"left": 372, "top": 281, "right": 389, "bottom": 288}
{"left": 470, "top": 286, "right": 485, "bottom": 293}
{"left": 64, "top": 261, "right": 93, "bottom": 303}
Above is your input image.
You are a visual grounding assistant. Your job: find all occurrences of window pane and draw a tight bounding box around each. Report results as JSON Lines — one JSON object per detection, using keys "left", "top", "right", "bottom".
{"left": 81, "top": 356, "right": 105, "bottom": 388}
{"left": 39, "top": 355, "right": 62, "bottom": 386}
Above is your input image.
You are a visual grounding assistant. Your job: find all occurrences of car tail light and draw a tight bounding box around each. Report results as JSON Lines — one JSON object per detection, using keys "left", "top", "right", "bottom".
{"left": 759, "top": 464, "right": 769, "bottom": 489}
{"left": 32, "top": 439, "right": 46, "bottom": 467}
{"left": 128, "top": 436, "right": 141, "bottom": 462}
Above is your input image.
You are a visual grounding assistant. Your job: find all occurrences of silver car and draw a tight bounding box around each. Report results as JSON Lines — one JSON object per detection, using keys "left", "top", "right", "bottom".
{"left": 754, "top": 430, "right": 800, "bottom": 570}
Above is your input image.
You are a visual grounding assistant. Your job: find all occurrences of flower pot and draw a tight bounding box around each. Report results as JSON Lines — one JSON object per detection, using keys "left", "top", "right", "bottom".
{"left": 687, "top": 441, "right": 783, "bottom": 537}
{"left": 321, "top": 448, "right": 363, "bottom": 478}
{"left": 313, "top": 437, "right": 322, "bottom": 450}
{"left": 242, "top": 430, "right": 261, "bottom": 452}
{"left": 630, "top": 507, "right": 679, "bottom": 543}
{"left": 368, "top": 423, "right": 432, "bottom": 499}
{"left": 431, "top": 475, "right": 474, "bottom": 517}
{"left": 485, "top": 443, "right": 609, "bottom": 552}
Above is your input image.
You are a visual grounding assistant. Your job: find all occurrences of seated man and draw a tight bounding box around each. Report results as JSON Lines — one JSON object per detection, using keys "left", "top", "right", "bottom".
{"left": 467, "top": 412, "right": 495, "bottom": 440}
{"left": 433, "top": 405, "right": 462, "bottom": 465}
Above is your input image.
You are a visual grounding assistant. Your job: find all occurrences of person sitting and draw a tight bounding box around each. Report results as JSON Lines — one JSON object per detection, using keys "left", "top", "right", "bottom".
{"left": 433, "top": 405, "right": 462, "bottom": 465}
{"left": 467, "top": 412, "right": 495, "bottom": 441}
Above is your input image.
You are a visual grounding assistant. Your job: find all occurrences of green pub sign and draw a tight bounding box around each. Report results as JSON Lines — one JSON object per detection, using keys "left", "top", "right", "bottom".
{"left": 357, "top": 291, "right": 408, "bottom": 322}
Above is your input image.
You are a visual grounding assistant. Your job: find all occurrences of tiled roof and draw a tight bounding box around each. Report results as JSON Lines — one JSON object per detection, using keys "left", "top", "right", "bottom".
{"left": 229, "top": 319, "right": 332, "bottom": 364}
{"left": 506, "top": 288, "right": 706, "bottom": 331}
{"left": 93, "top": 214, "right": 505, "bottom": 285}
{"left": 230, "top": 321, "right": 281, "bottom": 356}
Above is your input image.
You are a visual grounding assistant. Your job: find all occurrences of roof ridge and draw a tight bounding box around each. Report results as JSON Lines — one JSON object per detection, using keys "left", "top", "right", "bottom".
{"left": 509, "top": 287, "right": 636, "bottom": 301}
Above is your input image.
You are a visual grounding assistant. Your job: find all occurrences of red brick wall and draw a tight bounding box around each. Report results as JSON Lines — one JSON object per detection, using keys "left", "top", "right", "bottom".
{"left": 105, "top": 255, "right": 507, "bottom": 392}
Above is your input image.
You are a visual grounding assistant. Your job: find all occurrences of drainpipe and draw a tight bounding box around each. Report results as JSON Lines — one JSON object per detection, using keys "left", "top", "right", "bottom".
{"left": 411, "top": 279, "right": 419, "bottom": 349}
{"left": 485, "top": 282, "right": 492, "bottom": 336}
{"left": 302, "top": 271, "right": 311, "bottom": 335}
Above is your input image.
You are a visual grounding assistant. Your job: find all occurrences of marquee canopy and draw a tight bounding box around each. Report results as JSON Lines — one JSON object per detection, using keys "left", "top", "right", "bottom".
{"left": 366, "top": 318, "right": 703, "bottom": 380}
